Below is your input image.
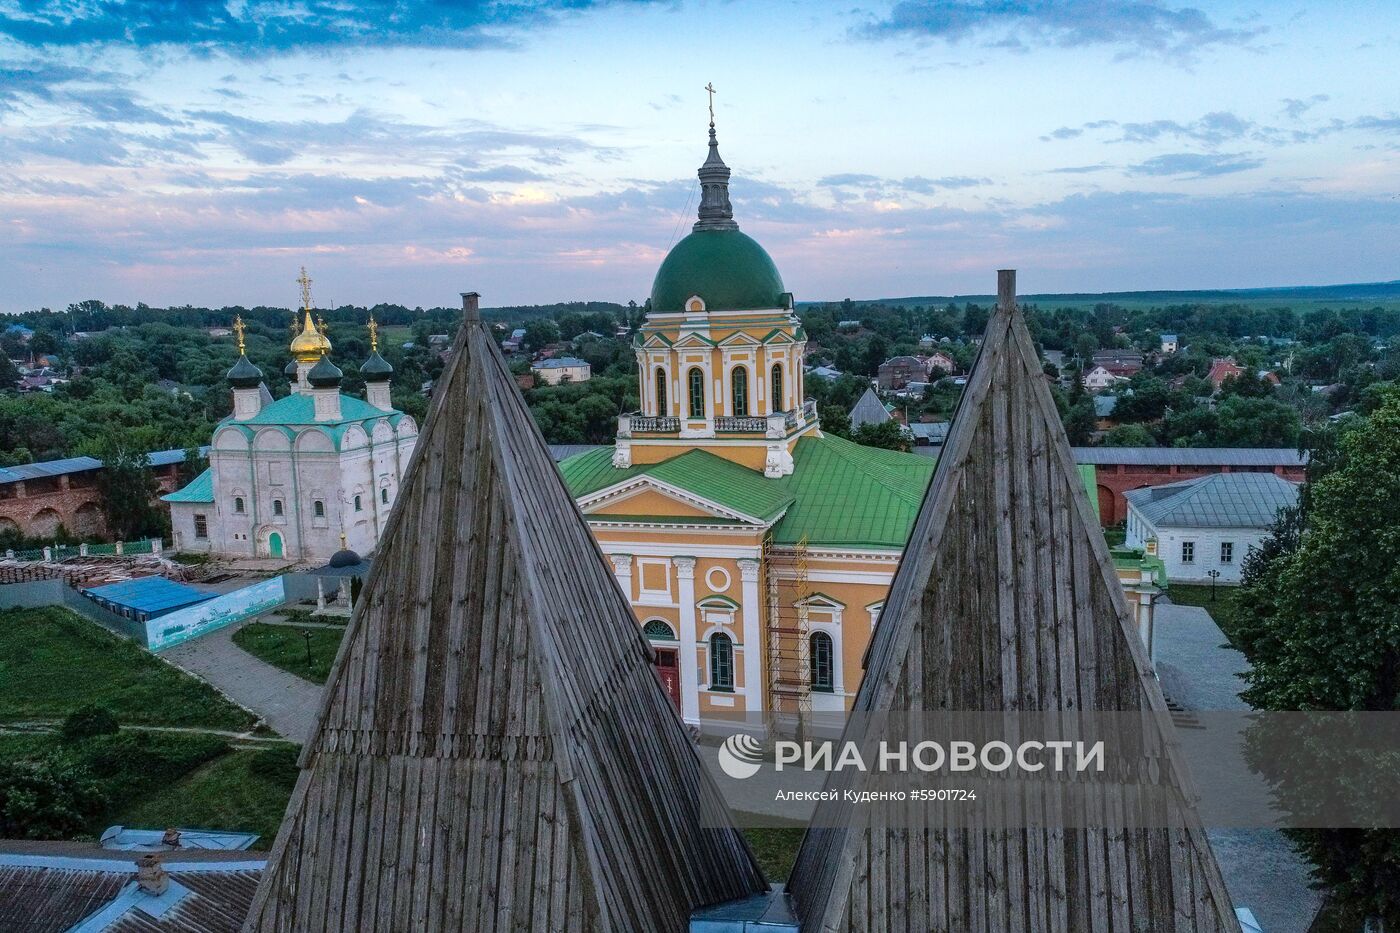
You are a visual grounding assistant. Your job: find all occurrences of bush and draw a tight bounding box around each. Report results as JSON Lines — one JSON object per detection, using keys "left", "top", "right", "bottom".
{"left": 249, "top": 745, "right": 300, "bottom": 785}
{"left": 0, "top": 753, "right": 108, "bottom": 839}
{"left": 60, "top": 705, "right": 119, "bottom": 742}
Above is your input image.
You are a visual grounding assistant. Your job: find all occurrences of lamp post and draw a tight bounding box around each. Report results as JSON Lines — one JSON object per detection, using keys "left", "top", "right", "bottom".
{"left": 302, "top": 629, "right": 315, "bottom": 669}
{"left": 1206, "top": 569, "right": 1221, "bottom": 602}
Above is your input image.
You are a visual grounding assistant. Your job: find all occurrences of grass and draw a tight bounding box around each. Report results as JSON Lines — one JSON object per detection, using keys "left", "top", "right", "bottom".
{"left": 743, "top": 826, "right": 806, "bottom": 882}
{"left": 117, "top": 747, "right": 299, "bottom": 848}
{"left": 1166, "top": 582, "right": 1245, "bottom": 645}
{"left": 0, "top": 606, "right": 256, "bottom": 730}
{"left": 232, "top": 621, "right": 344, "bottom": 684}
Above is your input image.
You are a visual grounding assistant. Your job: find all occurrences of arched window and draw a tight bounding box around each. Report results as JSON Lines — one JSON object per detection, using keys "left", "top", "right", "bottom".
{"left": 687, "top": 368, "right": 705, "bottom": 418}
{"left": 233, "top": 496, "right": 245, "bottom": 514}
{"left": 643, "top": 619, "right": 676, "bottom": 641}
{"left": 272, "top": 499, "right": 284, "bottom": 517}
{"left": 709, "top": 632, "right": 734, "bottom": 691}
{"left": 381, "top": 487, "right": 389, "bottom": 505}
{"left": 353, "top": 494, "right": 363, "bottom": 512}
{"left": 810, "top": 632, "right": 834, "bottom": 693}
{"left": 313, "top": 500, "right": 325, "bottom": 518}
{"left": 731, "top": 366, "right": 749, "bottom": 417}
{"left": 771, "top": 363, "right": 784, "bottom": 411}
{"left": 654, "top": 368, "right": 667, "bottom": 415}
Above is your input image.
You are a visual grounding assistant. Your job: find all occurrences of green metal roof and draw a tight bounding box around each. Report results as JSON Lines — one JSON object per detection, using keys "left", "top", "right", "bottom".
{"left": 560, "top": 434, "right": 937, "bottom": 550}
{"left": 561, "top": 447, "right": 795, "bottom": 523}
{"left": 162, "top": 467, "right": 214, "bottom": 503}
{"left": 649, "top": 228, "right": 786, "bottom": 313}
{"left": 237, "top": 392, "right": 393, "bottom": 427}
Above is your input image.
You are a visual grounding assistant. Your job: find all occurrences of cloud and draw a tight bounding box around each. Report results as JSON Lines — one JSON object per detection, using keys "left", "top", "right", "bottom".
{"left": 856, "top": 0, "right": 1262, "bottom": 60}
{"left": 1127, "top": 152, "right": 1264, "bottom": 177}
{"left": 818, "top": 173, "right": 989, "bottom": 196}
{"left": 0, "top": 0, "right": 657, "bottom": 52}
{"left": 1280, "top": 94, "right": 1329, "bottom": 119}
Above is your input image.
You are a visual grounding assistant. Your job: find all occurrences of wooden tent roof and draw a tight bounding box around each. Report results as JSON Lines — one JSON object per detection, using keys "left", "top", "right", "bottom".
{"left": 786, "top": 272, "right": 1237, "bottom": 932}
{"left": 243, "top": 295, "right": 765, "bottom": 932}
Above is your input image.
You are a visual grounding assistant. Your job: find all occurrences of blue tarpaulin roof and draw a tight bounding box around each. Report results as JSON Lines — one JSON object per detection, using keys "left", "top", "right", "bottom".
{"left": 83, "top": 576, "right": 214, "bottom": 616}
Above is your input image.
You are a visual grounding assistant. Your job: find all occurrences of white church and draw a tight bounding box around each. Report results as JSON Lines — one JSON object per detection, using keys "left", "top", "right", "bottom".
{"left": 164, "top": 286, "right": 418, "bottom": 562}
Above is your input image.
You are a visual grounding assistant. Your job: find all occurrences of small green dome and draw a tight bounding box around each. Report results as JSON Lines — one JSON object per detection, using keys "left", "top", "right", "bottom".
{"left": 649, "top": 228, "right": 786, "bottom": 313}
{"left": 306, "top": 355, "right": 343, "bottom": 388}
{"left": 226, "top": 354, "right": 263, "bottom": 389}
{"left": 359, "top": 351, "right": 394, "bottom": 382}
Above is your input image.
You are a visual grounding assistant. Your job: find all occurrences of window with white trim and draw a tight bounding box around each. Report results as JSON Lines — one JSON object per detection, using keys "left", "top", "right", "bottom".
{"left": 1181, "top": 540, "right": 1195, "bottom": 564}
{"left": 810, "top": 632, "right": 834, "bottom": 693}
{"left": 1220, "top": 541, "right": 1234, "bottom": 564}
{"left": 709, "top": 633, "right": 734, "bottom": 691}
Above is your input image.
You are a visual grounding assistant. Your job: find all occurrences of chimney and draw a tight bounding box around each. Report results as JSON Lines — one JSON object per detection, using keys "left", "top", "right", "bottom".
{"left": 160, "top": 827, "right": 182, "bottom": 849}
{"left": 462, "top": 292, "right": 481, "bottom": 323}
{"left": 135, "top": 854, "right": 169, "bottom": 896}
{"left": 997, "top": 269, "right": 1016, "bottom": 312}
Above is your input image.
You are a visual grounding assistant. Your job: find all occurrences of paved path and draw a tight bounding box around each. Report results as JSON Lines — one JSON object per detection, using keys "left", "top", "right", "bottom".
{"left": 1153, "top": 600, "right": 1323, "bottom": 933}
{"left": 162, "top": 618, "right": 325, "bottom": 745}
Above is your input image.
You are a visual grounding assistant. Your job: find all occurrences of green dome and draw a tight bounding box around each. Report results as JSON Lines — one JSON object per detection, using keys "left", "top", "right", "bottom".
{"left": 649, "top": 228, "right": 786, "bottom": 313}
{"left": 306, "top": 355, "right": 343, "bottom": 388}
{"left": 226, "top": 354, "right": 263, "bottom": 389}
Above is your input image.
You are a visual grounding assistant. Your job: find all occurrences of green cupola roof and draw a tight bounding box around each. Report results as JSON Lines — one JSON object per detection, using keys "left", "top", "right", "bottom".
{"left": 307, "top": 355, "right": 343, "bottom": 388}
{"left": 359, "top": 351, "right": 394, "bottom": 382}
{"left": 226, "top": 354, "right": 263, "bottom": 389}
{"left": 648, "top": 124, "right": 786, "bottom": 313}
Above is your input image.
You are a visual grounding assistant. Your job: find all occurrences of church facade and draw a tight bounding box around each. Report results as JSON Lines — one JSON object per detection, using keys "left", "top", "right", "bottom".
{"left": 164, "top": 297, "right": 418, "bottom": 562}
{"left": 559, "top": 124, "right": 936, "bottom": 731}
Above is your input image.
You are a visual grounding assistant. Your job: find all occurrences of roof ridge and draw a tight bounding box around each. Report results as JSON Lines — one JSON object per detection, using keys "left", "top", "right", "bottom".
{"left": 818, "top": 435, "right": 929, "bottom": 506}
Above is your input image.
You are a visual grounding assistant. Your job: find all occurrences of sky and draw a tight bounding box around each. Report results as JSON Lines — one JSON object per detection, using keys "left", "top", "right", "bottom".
{"left": 1, "top": 0, "right": 1397, "bottom": 312}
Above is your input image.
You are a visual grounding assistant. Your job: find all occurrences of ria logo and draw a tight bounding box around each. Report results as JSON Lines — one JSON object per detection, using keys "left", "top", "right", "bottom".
{"left": 718, "top": 733, "right": 764, "bottom": 780}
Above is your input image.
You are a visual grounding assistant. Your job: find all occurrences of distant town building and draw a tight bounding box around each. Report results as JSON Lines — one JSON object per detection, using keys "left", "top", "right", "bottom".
{"left": 848, "top": 387, "right": 892, "bottom": 430}
{"left": 925, "top": 350, "right": 957, "bottom": 375}
{"left": 1207, "top": 357, "right": 1246, "bottom": 390}
{"left": 501, "top": 327, "right": 526, "bottom": 352}
{"left": 1124, "top": 472, "right": 1300, "bottom": 583}
{"left": 1091, "top": 349, "right": 1143, "bottom": 378}
{"left": 0, "top": 448, "right": 194, "bottom": 540}
{"left": 1160, "top": 333, "right": 1179, "bottom": 353}
{"left": 909, "top": 421, "right": 950, "bottom": 447}
{"left": 531, "top": 356, "right": 592, "bottom": 385}
{"left": 877, "top": 355, "right": 927, "bottom": 390}
{"left": 1083, "top": 365, "right": 1127, "bottom": 392}
{"left": 806, "top": 364, "right": 843, "bottom": 380}
{"left": 163, "top": 295, "right": 417, "bottom": 562}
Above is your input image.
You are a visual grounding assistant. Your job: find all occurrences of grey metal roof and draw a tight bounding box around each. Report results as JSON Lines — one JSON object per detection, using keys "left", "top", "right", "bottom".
{"left": 1125, "top": 472, "right": 1299, "bottom": 529}
{"left": 0, "top": 447, "right": 210, "bottom": 485}
{"left": 849, "top": 387, "right": 892, "bottom": 429}
{"left": 549, "top": 443, "right": 606, "bottom": 461}
{"left": 1072, "top": 447, "right": 1307, "bottom": 467}
{"left": 909, "top": 421, "right": 950, "bottom": 443}
{"left": 532, "top": 356, "right": 589, "bottom": 369}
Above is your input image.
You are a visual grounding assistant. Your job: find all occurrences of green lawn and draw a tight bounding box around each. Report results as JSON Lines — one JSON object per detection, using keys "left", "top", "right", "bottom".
{"left": 1166, "top": 583, "right": 1245, "bottom": 645}
{"left": 232, "top": 622, "right": 344, "bottom": 684}
{"left": 117, "top": 746, "right": 299, "bottom": 848}
{"left": 742, "top": 826, "right": 806, "bottom": 882}
{"left": 0, "top": 607, "right": 256, "bottom": 730}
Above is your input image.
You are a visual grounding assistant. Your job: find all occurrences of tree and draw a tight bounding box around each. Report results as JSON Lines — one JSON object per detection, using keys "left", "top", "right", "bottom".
{"left": 819, "top": 405, "right": 851, "bottom": 438}
{"left": 0, "top": 753, "right": 107, "bottom": 839}
{"left": 849, "top": 420, "right": 911, "bottom": 452}
{"left": 0, "top": 356, "right": 18, "bottom": 389}
{"left": 522, "top": 320, "right": 560, "bottom": 351}
{"left": 1232, "top": 396, "right": 1400, "bottom": 923}
{"left": 1074, "top": 333, "right": 1098, "bottom": 365}
{"left": 1063, "top": 398, "right": 1096, "bottom": 446}
{"left": 1215, "top": 396, "right": 1301, "bottom": 448}
{"left": 94, "top": 439, "right": 161, "bottom": 540}
{"left": 1103, "top": 424, "right": 1155, "bottom": 447}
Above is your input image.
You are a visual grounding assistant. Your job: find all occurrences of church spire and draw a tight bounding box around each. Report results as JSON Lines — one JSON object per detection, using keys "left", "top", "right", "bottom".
{"left": 694, "top": 83, "right": 738, "bottom": 232}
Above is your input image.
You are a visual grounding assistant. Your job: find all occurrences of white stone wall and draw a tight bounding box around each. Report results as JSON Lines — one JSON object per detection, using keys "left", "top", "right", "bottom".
{"left": 196, "top": 406, "right": 417, "bottom": 562}
{"left": 1126, "top": 503, "right": 1262, "bottom": 584}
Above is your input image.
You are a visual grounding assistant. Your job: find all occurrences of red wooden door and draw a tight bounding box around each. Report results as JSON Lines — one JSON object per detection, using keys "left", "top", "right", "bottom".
{"left": 653, "top": 648, "right": 681, "bottom": 713}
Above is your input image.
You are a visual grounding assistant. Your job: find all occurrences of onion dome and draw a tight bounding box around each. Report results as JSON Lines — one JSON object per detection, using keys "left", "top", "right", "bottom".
{"left": 306, "top": 354, "right": 343, "bottom": 388}
{"left": 328, "top": 546, "right": 362, "bottom": 568}
{"left": 284, "top": 359, "right": 298, "bottom": 377}
{"left": 290, "top": 310, "right": 332, "bottom": 363}
{"left": 226, "top": 354, "right": 263, "bottom": 389}
{"left": 649, "top": 124, "right": 786, "bottom": 313}
{"left": 360, "top": 351, "right": 393, "bottom": 382}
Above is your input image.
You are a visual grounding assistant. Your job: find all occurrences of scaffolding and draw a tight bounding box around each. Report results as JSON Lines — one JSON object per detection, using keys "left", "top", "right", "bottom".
{"left": 764, "top": 533, "right": 811, "bottom": 739}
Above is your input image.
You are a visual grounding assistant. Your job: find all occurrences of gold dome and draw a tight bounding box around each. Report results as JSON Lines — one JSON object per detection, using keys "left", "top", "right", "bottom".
{"left": 289, "top": 310, "right": 332, "bottom": 363}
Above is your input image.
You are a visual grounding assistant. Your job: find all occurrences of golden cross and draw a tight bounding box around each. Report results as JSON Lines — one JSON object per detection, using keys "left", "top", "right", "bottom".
{"left": 316, "top": 314, "right": 329, "bottom": 342}
{"left": 233, "top": 315, "right": 246, "bottom": 354}
{"left": 367, "top": 315, "right": 379, "bottom": 352}
{"left": 705, "top": 82, "right": 716, "bottom": 126}
{"left": 297, "top": 266, "right": 313, "bottom": 312}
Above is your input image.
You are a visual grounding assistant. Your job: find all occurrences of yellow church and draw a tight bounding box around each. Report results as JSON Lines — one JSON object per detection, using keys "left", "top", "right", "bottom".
{"left": 558, "top": 121, "right": 936, "bottom": 732}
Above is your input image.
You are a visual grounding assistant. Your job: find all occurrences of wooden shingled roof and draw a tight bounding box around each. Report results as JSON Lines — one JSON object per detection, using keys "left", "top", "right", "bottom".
{"left": 243, "top": 295, "right": 766, "bottom": 932}
{"left": 785, "top": 272, "right": 1238, "bottom": 932}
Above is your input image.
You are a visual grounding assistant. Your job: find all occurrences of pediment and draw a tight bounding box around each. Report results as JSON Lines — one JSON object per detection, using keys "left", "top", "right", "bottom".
{"left": 580, "top": 477, "right": 766, "bottom": 525}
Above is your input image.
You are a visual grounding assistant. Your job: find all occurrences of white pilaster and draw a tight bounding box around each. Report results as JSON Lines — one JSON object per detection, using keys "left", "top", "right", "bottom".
{"left": 608, "top": 553, "right": 633, "bottom": 600}
{"left": 737, "top": 558, "right": 764, "bottom": 714}
{"left": 675, "top": 556, "right": 700, "bottom": 724}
